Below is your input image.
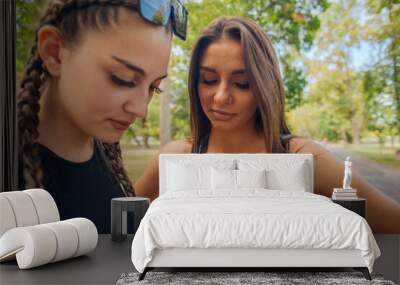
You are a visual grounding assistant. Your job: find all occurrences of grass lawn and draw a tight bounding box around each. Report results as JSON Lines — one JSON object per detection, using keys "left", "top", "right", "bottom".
{"left": 120, "top": 144, "right": 159, "bottom": 182}
{"left": 344, "top": 144, "right": 400, "bottom": 170}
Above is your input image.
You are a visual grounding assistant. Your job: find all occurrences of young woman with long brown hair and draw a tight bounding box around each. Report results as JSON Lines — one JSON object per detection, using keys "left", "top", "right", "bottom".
{"left": 135, "top": 16, "right": 400, "bottom": 233}
{"left": 17, "top": 0, "right": 188, "bottom": 233}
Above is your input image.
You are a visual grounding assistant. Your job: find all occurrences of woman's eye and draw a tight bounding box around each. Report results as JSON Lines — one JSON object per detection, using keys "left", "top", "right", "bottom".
{"left": 201, "top": 78, "right": 218, "bottom": 85}
{"left": 235, "top": 82, "right": 250, "bottom": 90}
{"left": 110, "top": 74, "right": 136, "bottom": 88}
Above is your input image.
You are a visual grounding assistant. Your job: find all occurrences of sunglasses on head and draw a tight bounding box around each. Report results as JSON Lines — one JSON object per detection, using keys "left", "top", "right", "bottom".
{"left": 139, "top": 0, "right": 188, "bottom": 41}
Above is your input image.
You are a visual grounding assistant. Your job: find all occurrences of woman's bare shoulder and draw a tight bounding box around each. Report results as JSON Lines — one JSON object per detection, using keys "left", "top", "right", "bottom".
{"left": 289, "top": 137, "right": 329, "bottom": 156}
{"left": 159, "top": 138, "right": 193, "bottom": 154}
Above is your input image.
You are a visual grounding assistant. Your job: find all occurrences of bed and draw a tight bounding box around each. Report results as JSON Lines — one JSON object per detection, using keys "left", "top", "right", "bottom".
{"left": 131, "top": 154, "right": 380, "bottom": 280}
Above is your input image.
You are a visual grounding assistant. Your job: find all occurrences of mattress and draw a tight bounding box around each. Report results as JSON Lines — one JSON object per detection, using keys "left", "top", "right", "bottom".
{"left": 131, "top": 190, "right": 380, "bottom": 273}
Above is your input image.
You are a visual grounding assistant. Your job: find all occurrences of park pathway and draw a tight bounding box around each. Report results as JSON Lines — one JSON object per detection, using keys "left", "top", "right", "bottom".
{"left": 328, "top": 144, "right": 400, "bottom": 203}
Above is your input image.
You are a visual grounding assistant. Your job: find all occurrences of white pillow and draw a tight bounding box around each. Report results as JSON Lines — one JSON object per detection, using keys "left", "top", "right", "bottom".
{"left": 266, "top": 162, "right": 307, "bottom": 191}
{"left": 211, "top": 168, "right": 236, "bottom": 190}
{"left": 166, "top": 159, "right": 236, "bottom": 192}
{"left": 238, "top": 159, "right": 308, "bottom": 192}
{"left": 211, "top": 168, "right": 268, "bottom": 190}
{"left": 166, "top": 162, "right": 210, "bottom": 191}
{"left": 236, "top": 169, "right": 267, "bottom": 189}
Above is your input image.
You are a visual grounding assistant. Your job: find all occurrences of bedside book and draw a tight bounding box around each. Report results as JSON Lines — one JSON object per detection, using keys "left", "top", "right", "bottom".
{"left": 332, "top": 188, "right": 358, "bottom": 200}
{"left": 333, "top": 188, "right": 357, "bottom": 193}
{"left": 332, "top": 196, "right": 359, "bottom": 200}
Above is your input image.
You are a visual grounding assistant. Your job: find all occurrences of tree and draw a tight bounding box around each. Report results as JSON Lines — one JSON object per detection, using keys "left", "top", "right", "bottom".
{"left": 303, "top": 0, "right": 368, "bottom": 144}
{"left": 159, "top": 77, "right": 171, "bottom": 146}
{"left": 363, "top": 65, "right": 397, "bottom": 146}
{"left": 366, "top": 0, "right": 400, "bottom": 137}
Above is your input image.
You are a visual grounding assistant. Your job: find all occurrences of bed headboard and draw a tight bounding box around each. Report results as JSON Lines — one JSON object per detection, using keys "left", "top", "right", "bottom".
{"left": 159, "top": 153, "right": 314, "bottom": 195}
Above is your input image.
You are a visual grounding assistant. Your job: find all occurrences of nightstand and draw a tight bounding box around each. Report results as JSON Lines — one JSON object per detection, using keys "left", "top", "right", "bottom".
{"left": 332, "top": 198, "right": 366, "bottom": 218}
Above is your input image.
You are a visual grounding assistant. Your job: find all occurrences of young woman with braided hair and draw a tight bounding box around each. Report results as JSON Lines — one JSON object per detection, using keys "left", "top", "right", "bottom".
{"left": 17, "top": 0, "right": 188, "bottom": 233}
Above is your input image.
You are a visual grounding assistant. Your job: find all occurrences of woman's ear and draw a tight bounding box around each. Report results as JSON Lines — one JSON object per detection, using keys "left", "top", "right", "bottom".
{"left": 37, "top": 25, "right": 64, "bottom": 77}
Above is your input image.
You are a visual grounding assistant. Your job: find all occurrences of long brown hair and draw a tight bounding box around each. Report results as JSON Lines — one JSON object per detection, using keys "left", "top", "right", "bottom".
{"left": 188, "top": 16, "right": 292, "bottom": 153}
{"left": 17, "top": 0, "right": 149, "bottom": 196}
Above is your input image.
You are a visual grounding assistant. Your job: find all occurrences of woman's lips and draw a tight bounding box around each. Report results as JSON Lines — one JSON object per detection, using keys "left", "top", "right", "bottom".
{"left": 210, "top": 109, "right": 236, "bottom": 121}
{"left": 109, "top": 119, "right": 131, "bottom": 131}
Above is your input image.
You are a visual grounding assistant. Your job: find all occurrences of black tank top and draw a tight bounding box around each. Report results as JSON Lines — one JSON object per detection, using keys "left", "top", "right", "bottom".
{"left": 18, "top": 142, "right": 125, "bottom": 233}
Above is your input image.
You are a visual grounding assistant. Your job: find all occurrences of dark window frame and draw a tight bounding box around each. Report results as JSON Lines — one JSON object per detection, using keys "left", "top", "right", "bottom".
{"left": 0, "top": 0, "right": 17, "bottom": 192}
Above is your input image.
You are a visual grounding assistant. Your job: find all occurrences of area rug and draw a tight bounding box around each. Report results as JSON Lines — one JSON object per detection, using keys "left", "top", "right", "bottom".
{"left": 116, "top": 271, "right": 396, "bottom": 285}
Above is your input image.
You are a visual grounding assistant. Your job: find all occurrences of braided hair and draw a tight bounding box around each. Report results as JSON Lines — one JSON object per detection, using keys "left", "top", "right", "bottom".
{"left": 17, "top": 0, "right": 146, "bottom": 196}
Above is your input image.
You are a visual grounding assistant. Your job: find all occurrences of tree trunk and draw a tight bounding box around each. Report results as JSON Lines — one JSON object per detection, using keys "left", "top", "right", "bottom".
{"left": 351, "top": 116, "right": 363, "bottom": 145}
{"left": 392, "top": 53, "right": 400, "bottom": 136}
{"left": 132, "top": 135, "right": 141, "bottom": 147}
{"left": 143, "top": 135, "right": 150, "bottom": 148}
{"left": 388, "top": 0, "right": 400, "bottom": 137}
{"left": 159, "top": 78, "right": 171, "bottom": 146}
{"left": 141, "top": 119, "right": 150, "bottom": 148}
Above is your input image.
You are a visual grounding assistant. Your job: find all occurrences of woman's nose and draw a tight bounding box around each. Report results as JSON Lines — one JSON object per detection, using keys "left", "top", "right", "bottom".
{"left": 213, "top": 81, "right": 232, "bottom": 105}
{"left": 123, "top": 87, "right": 150, "bottom": 119}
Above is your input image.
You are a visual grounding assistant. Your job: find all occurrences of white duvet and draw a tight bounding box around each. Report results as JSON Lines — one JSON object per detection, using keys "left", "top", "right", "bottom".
{"left": 131, "top": 190, "right": 380, "bottom": 273}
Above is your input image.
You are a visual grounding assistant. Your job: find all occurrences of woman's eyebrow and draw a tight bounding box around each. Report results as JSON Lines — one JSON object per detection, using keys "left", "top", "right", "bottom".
{"left": 111, "top": 55, "right": 168, "bottom": 80}
{"left": 200, "top": 66, "right": 216, "bottom": 73}
{"left": 200, "top": 66, "right": 246, "bottom": 75}
{"left": 111, "top": 55, "right": 146, "bottom": 76}
{"left": 231, "top": 69, "right": 246, "bottom": 75}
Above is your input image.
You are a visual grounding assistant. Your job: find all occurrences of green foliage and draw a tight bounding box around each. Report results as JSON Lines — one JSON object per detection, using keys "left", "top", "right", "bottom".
{"left": 365, "top": 0, "right": 400, "bottom": 136}
{"left": 299, "top": 0, "right": 369, "bottom": 143}
{"left": 363, "top": 68, "right": 397, "bottom": 138}
{"left": 16, "top": 0, "right": 46, "bottom": 83}
{"left": 281, "top": 49, "right": 306, "bottom": 109}
{"left": 245, "top": 0, "right": 329, "bottom": 50}
{"left": 123, "top": 95, "right": 161, "bottom": 146}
